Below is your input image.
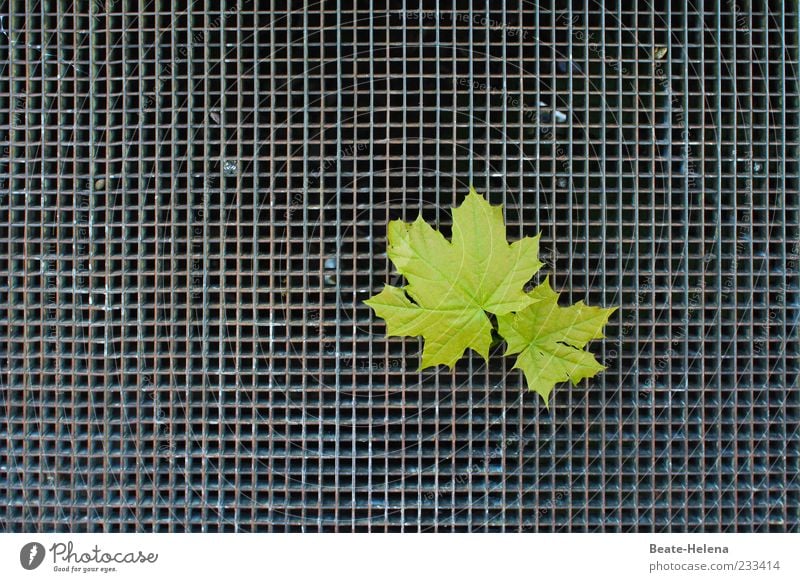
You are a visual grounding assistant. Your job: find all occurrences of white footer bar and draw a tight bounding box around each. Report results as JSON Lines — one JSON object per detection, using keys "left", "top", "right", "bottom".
{"left": 1, "top": 533, "right": 796, "bottom": 581}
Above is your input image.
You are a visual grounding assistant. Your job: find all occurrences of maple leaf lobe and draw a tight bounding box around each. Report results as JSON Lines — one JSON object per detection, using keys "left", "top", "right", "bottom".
{"left": 365, "top": 188, "right": 542, "bottom": 369}
{"left": 497, "top": 282, "right": 617, "bottom": 405}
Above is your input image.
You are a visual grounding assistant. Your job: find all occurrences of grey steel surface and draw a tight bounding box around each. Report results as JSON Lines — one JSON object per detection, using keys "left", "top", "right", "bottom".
{"left": 0, "top": 0, "right": 798, "bottom": 531}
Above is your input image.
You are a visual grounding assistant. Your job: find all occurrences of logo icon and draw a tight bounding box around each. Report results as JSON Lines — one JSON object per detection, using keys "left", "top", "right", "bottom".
{"left": 20, "top": 542, "right": 46, "bottom": 570}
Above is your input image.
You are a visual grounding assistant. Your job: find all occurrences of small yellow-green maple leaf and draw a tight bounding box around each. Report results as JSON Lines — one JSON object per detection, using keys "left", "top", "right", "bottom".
{"left": 364, "top": 187, "right": 543, "bottom": 369}
{"left": 496, "top": 277, "right": 617, "bottom": 406}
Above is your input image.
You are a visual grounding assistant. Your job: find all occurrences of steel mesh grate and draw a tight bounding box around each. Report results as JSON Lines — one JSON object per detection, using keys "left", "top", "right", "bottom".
{"left": 0, "top": 0, "right": 798, "bottom": 532}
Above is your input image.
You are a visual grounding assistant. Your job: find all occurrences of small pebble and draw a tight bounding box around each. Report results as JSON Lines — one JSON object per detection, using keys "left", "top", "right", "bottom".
{"left": 653, "top": 46, "right": 668, "bottom": 60}
{"left": 223, "top": 160, "right": 238, "bottom": 176}
{"left": 94, "top": 178, "right": 105, "bottom": 191}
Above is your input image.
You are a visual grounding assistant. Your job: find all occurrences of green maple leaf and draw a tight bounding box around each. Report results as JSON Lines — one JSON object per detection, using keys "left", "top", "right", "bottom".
{"left": 496, "top": 277, "right": 617, "bottom": 406}
{"left": 364, "top": 187, "right": 543, "bottom": 369}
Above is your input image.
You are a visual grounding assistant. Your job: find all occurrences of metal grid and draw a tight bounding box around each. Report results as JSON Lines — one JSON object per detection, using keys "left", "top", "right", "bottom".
{"left": 0, "top": 0, "right": 798, "bottom": 532}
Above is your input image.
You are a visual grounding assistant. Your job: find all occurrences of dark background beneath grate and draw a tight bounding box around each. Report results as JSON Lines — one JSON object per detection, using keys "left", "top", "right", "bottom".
{"left": 0, "top": 0, "right": 798, "bottom": 532}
